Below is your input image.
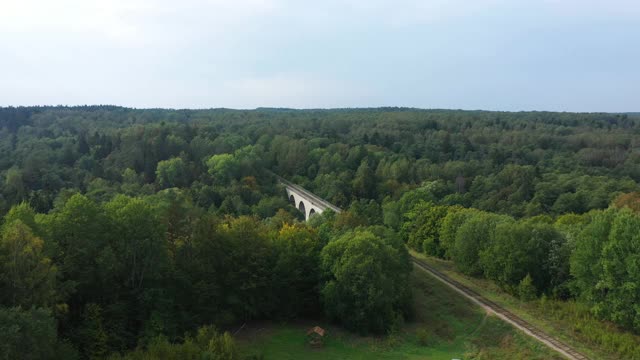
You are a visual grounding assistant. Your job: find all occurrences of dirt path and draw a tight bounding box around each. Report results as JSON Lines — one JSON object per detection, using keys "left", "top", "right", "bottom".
{"left": 412, "top": 258, "right": 589, "bottom": 360}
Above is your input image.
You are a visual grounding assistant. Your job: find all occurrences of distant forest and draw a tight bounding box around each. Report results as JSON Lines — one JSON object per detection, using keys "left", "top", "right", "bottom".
{"left": 1, "top": 106, "right": 639, "bottom": 359}
{"left": 1, "top": 106, "right": 638, "bottom": 216}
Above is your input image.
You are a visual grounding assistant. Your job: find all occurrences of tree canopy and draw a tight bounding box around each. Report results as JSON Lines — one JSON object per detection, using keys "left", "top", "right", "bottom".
{"left": 0, "top": 106, "right": 639, "bottom": 357}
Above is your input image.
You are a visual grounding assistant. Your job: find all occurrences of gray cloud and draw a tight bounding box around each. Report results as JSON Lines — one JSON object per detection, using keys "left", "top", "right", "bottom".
{"left": 0, "top": 0, "right": 638, "bottom": 111}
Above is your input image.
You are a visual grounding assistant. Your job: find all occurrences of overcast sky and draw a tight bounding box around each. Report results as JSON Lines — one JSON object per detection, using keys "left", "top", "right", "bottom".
{"left": 1, "top": 0, "right": 638, "bottom": 111}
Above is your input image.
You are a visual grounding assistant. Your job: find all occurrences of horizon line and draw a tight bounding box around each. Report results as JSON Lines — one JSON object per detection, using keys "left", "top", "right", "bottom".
{"left": 0, "top": 104, "right": 637, "bottom": 115}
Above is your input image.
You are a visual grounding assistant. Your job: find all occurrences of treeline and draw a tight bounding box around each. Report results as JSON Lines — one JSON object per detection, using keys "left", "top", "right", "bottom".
{"left": 1, "top": 107, "right": 639, "bottom": 218}
{"left": 399, "top": 188, "right": 640, "bottom": 335}
{"left": 0, "top": 191, "right": 411, "bottom": 359}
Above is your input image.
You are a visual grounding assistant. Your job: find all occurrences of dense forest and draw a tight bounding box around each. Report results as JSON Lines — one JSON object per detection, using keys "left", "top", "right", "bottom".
{"left": 1, "top": 106, "right": 639, "bottom": 359}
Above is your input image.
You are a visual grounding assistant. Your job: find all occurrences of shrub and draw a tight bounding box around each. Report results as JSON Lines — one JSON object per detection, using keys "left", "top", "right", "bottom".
{"left": 416, "top": 328, "right": 435, "bottom": 346}
{"left": 518, "top": 274, "right": 537, "bottom": 302}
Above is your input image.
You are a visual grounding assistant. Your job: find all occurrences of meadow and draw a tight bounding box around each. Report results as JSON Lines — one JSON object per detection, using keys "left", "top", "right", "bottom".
{"left": 238, "top": 267, "right": 561, "bottom": 360}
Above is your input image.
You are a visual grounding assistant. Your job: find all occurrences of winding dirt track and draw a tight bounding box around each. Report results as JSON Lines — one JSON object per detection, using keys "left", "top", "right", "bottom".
{"left": 412, "top": 258, "right": 589, "bottom": 360}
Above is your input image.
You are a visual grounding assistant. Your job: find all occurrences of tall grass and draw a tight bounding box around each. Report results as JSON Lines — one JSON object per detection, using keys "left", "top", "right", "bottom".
{"left": 415, "top": 251, "right": 640, "bottom": 360}
{"left": 536, "top": 298, "right": 640, "bottom": 359}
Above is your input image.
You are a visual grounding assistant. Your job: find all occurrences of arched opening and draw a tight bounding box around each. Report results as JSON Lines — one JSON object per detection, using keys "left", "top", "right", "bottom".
{"left": 289, "top": 194, "right": 295, "bottom": 205}
{"left": 298, "top": 201, "right": 306, "bottom": 216}
{"left": 309, "top": 208, "right": 317, "bottom": 218}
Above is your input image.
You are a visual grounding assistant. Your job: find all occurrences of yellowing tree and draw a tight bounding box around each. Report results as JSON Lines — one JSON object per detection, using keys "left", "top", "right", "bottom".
{"left": 0, "top": 220, "right": 57, "bottom": 308}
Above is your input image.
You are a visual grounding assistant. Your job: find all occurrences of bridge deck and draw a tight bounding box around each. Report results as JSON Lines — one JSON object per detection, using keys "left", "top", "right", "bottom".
{"left": 276, "top": 176, "right": 342, "bottom": 213}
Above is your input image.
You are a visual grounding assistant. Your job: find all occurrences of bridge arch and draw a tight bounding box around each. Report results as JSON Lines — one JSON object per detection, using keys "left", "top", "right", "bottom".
{"left": 280, "top": 177, "right": 341, "bottom": 221}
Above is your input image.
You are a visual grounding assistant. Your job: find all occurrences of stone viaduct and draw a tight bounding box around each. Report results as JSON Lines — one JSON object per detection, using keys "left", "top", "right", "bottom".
{"left": 277, "top": 176, "right": 342, "bottom": 220}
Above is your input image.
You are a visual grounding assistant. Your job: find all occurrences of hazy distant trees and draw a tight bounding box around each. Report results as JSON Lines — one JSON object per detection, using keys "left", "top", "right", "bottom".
{"left": 1, "top": 107, "right": 638, "bottom": 219}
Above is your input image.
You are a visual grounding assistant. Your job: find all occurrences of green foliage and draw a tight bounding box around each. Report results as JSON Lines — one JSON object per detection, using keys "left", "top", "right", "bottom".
{"left": 200, "top": 330, "right": 238, "bottom": 360}
{"left": 272, "top": 224, "right": 324, "bottom": 318}
{"left": 354, "top": 199, "right": 383, "bottom": 224}
{"left": 38, "top": 194, "right": 112, "bottom": 306}
{"left": 352, "top": 159, "right": 376, "bottom": 198}
{"left": 3, "top": 167, "right": 26, "bottom": 204}
{"left": 0, "top": 307, "right": 58, "bottom": 360}
{"left": 156, "top": 157, "right": 189, "bottom": 188}
{"left": 1, "top": 107, "right": 638, "bottom": 218}
{"left": 77, "top": 303, "right": 109, "bottom": 359}
{"left": 176, "top": 215, "right": 277, "bottom": 327}
{"left": 518, "top": 274, "right": 537, "bottom": 302}
{"left": 0, "top": 220, "right": 58, "bottom": 308}
{"left": 548, "top": 213, "right": 586, "bottom": 298}
{"left": 480, "top": 219, "right": 559, "bottom": 293}
{"left": 2, "top": 202, "right": 38, "bottom": 233}
{"left": 452, "top": 211, "right": 513, "bottom": 276}
{"left": 531, "top": 298, "right": 640, "bottom": 359}
{"left": 439, "top": 206, "right": 475, "bottom": 259}
{"left": 570, "top": 209, "right": 616, "bottom": 304}
{"left": 382, "top": 181, "right": 444, "bottom": 230}
{"left": 206, "top": 146, "right": 261, "bottom": 185}
{"left": 252, "top": 196, "right": 291, "bottom": 219}
{"left": 320, "top": 228, "right": 412, "bottom": 334}
{"left": 381, "top": 198, "right": 401, "bottom": 230}
{"left": 207, "top": 153, "right": 238, "bottom": 183}
{"left": 590, "top": 208, "right": 640, "bottom": 331}
{"left": 469, "top": 165, "right": 536, "bottom": 217}
{"left": 401, "top": 201, "right": 450, "bottom": 256}
{"left": 1, "top": 107, "right": 640, "bottom": 356}
{"left": 105, "top": 195, "right": 168, "bottom": 292}
{"left": 108, "top": 325, "right": 239, "bottom": 360}
{"left": 415, "top": 327, "right": 435, "bottom": 346}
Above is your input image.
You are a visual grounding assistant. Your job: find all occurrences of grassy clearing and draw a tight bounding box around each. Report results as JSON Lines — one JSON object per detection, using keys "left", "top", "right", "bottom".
{"left": 238, "top": 265, "right": 561, "bottom": 359}
{"left": 411, "top": 251, "right": 640, "bottom": 360}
